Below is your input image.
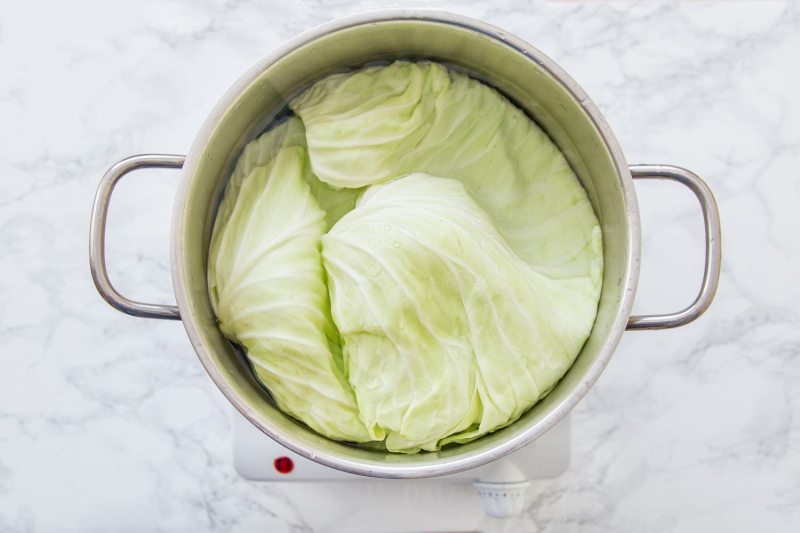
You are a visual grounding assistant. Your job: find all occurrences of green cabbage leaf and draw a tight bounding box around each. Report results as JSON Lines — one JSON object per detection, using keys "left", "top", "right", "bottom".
{"left": 207, "top": 119, "right": 370, "bottom": 443}
{"left": 324, "top": 174, "right": 599, "bottom": 451}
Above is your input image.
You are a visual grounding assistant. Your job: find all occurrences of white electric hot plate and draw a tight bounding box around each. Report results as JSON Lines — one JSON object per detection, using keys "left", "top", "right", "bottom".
{"left": 232, "top": 411, "right": 569, "bottom": 533}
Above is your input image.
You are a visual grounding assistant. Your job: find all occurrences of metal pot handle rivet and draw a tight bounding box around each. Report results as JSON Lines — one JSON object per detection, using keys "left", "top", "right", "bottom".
{"left": 626, "top": 164, "right": 722, "bottom": 331}
{"left": 89, "top": 154, "right": 186, "bottom": 320}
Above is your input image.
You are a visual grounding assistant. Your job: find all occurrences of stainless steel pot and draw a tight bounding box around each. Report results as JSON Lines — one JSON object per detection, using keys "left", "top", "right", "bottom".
{"left": 89, "top": 10, "right": 721, "bottom": 478}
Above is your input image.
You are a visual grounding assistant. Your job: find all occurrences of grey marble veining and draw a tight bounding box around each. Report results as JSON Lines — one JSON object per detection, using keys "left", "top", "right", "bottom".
{"left": 1, "top": 0, "right": 799, "bottom": 532}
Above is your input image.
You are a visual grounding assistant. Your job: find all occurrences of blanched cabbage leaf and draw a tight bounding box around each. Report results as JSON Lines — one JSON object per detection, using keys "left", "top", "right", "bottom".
{"left": 208, "top": 119, "right": 370, "bottom": 443}
{"left": 323, "top": 174, "right": 598, "bottom": 452}
{"left": 208, "top": 61, "right": 604, "bottom": 452}
{"left": 291, "top": 61, "right": 602, "bottom": 293}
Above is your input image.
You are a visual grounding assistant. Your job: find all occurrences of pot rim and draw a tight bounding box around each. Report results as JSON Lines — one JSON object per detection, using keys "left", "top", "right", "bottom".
{"left": 171, "top": 8, "right": 640, "bottom": 478}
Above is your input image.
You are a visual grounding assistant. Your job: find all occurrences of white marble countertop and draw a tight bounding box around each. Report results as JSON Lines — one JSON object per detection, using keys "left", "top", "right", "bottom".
{"left": 2, "top": 0, "right": 799, "bottom": 531}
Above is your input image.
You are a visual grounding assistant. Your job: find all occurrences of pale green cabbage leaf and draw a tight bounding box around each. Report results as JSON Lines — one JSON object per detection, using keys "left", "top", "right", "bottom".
{"left": 291, "top": 61, "right": 602, "bottom": 293}
{"left": 208, "top": 119, "right": 370, "bottom": 443}
{"left": 323, "top": 174, "right": 599, "bottom": 452}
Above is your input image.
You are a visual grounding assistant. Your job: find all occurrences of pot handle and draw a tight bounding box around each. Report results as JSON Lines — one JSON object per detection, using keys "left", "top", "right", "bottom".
{"left": 89, "top": 154, "right": 186, "bottom": 320}
{"left": 627, "top": 165, "right": 721, "bottom": 330}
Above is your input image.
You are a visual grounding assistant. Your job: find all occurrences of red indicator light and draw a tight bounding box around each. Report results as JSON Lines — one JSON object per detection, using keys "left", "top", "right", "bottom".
{"left": 274, "top": 456, "right": 294, "bottom": 474}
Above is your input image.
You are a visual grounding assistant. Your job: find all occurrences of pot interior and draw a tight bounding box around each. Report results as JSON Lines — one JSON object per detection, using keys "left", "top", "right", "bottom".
{"left": 175, "top": 14, "right": 635, "bottom": 477}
